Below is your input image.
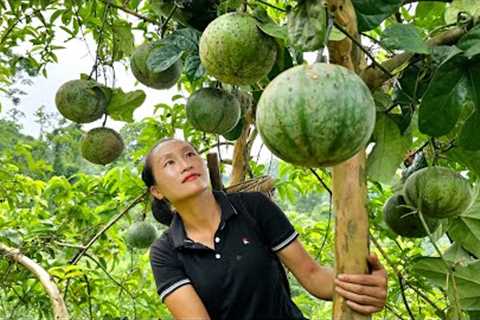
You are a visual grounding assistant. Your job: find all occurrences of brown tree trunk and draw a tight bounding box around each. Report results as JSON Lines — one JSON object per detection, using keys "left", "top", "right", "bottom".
{"left": 327, "top": 1, "right": 370, "bottom": 319}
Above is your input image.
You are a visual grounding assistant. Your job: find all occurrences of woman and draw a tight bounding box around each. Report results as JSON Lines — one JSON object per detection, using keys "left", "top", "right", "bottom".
{"left": 142, "top": 137, "right": 388, "bottom": 319}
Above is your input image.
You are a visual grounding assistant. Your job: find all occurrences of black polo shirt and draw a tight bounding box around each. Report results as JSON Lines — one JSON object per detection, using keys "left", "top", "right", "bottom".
{"left": 149, "top": 190, "right": 308, "bottom": 320}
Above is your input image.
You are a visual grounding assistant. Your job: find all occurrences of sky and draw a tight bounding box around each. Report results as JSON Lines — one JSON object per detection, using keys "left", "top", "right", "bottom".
{"left": 0, "top": 30, "right": 180, "bottom": 137}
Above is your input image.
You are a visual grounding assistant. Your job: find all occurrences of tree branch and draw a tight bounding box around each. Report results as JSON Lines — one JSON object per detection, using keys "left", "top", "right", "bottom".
{"left": 70, "top": 191, "right": 147, "bottom": 265}
{"left": 0, "top": 243, "right": 70, "bottom": 320}
{"left": 361, "top": 26, "right": 469, "bottom": 89}
{"left": 98, "top": 0, "right": 158, "bottom": 24}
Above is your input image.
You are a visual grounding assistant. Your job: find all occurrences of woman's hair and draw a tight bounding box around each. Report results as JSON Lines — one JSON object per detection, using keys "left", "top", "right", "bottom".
{"left": 141, "top": 137, "right": 197, "bottom": 226}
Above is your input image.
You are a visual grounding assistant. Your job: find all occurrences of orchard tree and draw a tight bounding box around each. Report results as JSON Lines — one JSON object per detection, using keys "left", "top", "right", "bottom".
{"left": 1, "top": 0, "right": 480, "bottom": 319}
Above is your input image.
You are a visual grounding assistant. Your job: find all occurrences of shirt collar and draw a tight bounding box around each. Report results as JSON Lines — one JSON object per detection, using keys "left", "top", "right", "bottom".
{"left": 170, "top": 190, "right": 238, "bottom": 250}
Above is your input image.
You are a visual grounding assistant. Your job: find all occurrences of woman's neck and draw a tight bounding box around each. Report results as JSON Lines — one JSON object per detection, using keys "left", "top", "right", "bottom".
{"left": 173, "top": 189, "right": 222, "bottom": 236}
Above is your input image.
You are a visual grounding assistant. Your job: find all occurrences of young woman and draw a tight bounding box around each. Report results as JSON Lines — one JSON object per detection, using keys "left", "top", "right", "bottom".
{"left": 142, "top": 137, "right": 388, "bottom": 320}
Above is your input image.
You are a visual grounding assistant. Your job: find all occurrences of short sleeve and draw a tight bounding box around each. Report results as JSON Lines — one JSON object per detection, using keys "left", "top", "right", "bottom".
{"left": 241, "top": 192, "right": 299, "bottom": 252}
{"left": 149, "top": 235, "right": 191, "bottom": 302}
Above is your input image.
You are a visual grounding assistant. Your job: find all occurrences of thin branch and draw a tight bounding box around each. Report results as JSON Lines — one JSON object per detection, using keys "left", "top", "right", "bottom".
{"left": 385, "top": 303, "right": 407, "bottom": 320}
{"left": 334, "top": 22, "right": 395, "bottom": 79}
{"left": 418, "top": 211, "right": 463, "bottom": 320}
{"left": 0, "top": 243, "right": 69, "bottom": 320}
{"left": 83, "top": 275, "right": 93, "bottom": 320}
{"left": 84, "top": 253, "right": 137, "bottom": 318}
{"left": 70, "top": 191, "right": 147, "bottom": 265}
{"left": 309, "top": 168, "right": 332, "bottom": 196}
{"left": 98, "top": 0, "right": 157, "bottom": 23}
{"left": 362, "top": 25, "right": 469, "bottom": 89}
{"left": 161, "top": 5, "right": 177, "bottom": 38}
{"left": 369, "top": 232, "right": 445, "bottom": 318}
{"left": 199, "top": 142, "right": 234, "bottom": 154}
{"left": 255, "top": 0, "right": 287, "bottom": 12}
{"left": 360, "top": 32, "right": 395, "bottom": 55}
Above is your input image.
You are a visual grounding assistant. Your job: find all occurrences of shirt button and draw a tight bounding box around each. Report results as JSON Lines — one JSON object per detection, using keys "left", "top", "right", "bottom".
{"left": 215, "top": 237, "right": 220, "bottom": 243}
{"left": 215, "top": 253, "right": 221, "bottom": 259}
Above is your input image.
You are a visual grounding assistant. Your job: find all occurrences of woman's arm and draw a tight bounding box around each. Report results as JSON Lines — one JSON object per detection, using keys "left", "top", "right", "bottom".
{"left": 277, "top": 238, "right": 387, "bottom": 315}
{"left": 163, "top": 284, "right": 211, "bottom": 320}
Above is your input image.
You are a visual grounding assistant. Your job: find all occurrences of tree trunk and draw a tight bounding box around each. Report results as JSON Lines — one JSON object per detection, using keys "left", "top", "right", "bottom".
{"left": 326, "top": 1, "right": 370, "bottom": 319}
{"left": 0, "top": 243, "right": 70, "bottom": 320}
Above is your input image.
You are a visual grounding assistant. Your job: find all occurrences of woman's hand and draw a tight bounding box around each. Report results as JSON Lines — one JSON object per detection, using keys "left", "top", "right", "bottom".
{"left": 334, "top": 254, "right": 388, "bottom": 315}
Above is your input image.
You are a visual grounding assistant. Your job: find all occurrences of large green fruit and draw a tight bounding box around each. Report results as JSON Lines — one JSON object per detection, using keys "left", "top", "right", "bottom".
{"left": 384, "top": 193, "right": 439, "bottom": 238}
{"left": 150, "top": 0, "right": 218, "bottom": 31}
{"left": 403, "top": 166, "right": 473, "bottom": 219}
{"left": 199, "top": 13, "right": 278, "bottom": 85}
{"left": 81, "top": 127, "right": 124, "bottom": 165}
{"left": 130, "top": 43, "right": 182, "bottom": 89}
{"left": 125, "top": 221, "right": 157, "bottom": 249}
{"left": 186, "top": 88, "right": 241, "bottom": 134}
{"left": 55, "top": 79, "right": 107, "bottom": 123}
{"left": 256, "top": 63, "right": 376, "bottom": 167}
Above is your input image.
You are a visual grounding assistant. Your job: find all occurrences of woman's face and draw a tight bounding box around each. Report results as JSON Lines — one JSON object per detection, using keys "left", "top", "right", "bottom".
{"left": 149, "top": 139, "right": 210, "bottom": 203}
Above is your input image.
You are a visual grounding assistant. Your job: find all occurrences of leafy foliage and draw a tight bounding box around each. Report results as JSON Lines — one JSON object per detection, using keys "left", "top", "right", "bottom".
{"left": 1, "top": 0, "right": 480, "bottom": 319}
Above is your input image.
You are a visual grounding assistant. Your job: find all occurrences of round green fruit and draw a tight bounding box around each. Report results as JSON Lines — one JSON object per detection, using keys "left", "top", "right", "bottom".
{"left": 256, "top": 63, "right": 376, "bottom": 167}
{"left": 384, "top": 193, "right": 439, "bottom": 238}
{"left": 55, "top": 79, "right": 107, "bottom": 123}
{"left": 150, "top": 0, "right": 218, "bottom": 31}
{"left": 403, "top": 166, "right": 473, "bottom": 219}
{"left": 199, "top": 13, "right": 277, "bottom": 85}
{"left": 81, "top": 127, "right": 124, "bottom": 165}
{"left": 130, "top": 43, "right": 182, "bottom": 89}
{"left": 125, "top": 221, "right": 157, "bottom": 249}
{"left": 222, "top": 117, "right": 244, "bottom": 141}
{"left": 186, "top": 88, "right": 241, "bottom": 134}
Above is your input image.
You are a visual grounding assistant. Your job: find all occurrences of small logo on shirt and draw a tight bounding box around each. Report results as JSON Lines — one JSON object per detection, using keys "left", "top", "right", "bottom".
{"left": 241, "top": 237, "right": 250, "bottom": 245}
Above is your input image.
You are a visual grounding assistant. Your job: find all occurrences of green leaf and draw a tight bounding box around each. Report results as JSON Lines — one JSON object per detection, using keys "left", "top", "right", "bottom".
{"left": 352, "top": 0, "right": 403, "bottom": 32}
{"left": 287, "top": 0, "right": 327, "bottom": 51}
{"left": 457, "top": 25, "right": 480, "bottom": 58}
{"left": 444, "top": 242, "right": 475, "bottom": 264}
{"left": 458, "top": 111, "right": 480, "bottom": 151}
{"left": 447, "top": 148, "right": 480, "bottom": 178}
{"left": 381, "top": 23, "right": 431, "bottom": 54}
{"left": 163, "top": 28, "right": 201, "bottom": 52}
{"left": 146, "top": 44, "right": 183, "bottom": 73}
{"left": 257, "top": 22, "right": 288, "bottom": 42}
{"left": 106, "top": 88, "right": 146, "bottom": 123}
{"left": 445, "top": 0, "right": 480, "bottom": 24}
{"left": 112, "top": 20, "right": 135, "bottom": 61}
{"left": 414, "top": 2, "right": 446, "bottom": 30}
{"left": 449, "top": 189, "right": 480, "bottom": 258}
{"left": 412, "top": 257, "right": 480, "bottom": 310}
{"left": 466, "top": 61, "right": 480, "bottom": 108}
{"left": 184, "top": 54, "right": 205, "bottom": 82}
{"left": 367, "top": 113, "right": 412, "bottom": 184}
{"left": 418, "top": 53, "right": 467, "bottom": 137}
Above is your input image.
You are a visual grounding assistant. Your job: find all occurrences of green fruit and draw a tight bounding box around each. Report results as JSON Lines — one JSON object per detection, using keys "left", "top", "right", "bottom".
{"left": 81, "top": 127, "right": 124, "bottom": 165}
{"left": 199, "top": 13, "right": 278, "bottom": 85}
{"left": 186, "top": 88, "right": 241, "bottom": 134}
{"left": 55, "top": 79, "right": 107, "bottom": 123}
{"left": 384, "top": 193, "right": 439, "bottom": 238}
{"left": 256, "top": 63, "right": 376, "bottom": 167}
{"left": 222, "top": 117, "right": 244, "bottom": 141}
{"left": 403, "top": 166, "right": 473, "bottom": 219}
{"left": 150, "top": 0, "right": 218, "bottom": 30}
{"left": 125, "top": 221, "right": 157, "bottom": 249}
{"left": 130, "top": 43, "right": 182, "bottom": 89}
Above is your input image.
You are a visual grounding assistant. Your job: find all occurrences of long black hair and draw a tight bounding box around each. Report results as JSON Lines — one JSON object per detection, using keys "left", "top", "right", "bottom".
{"left": 141, "top": 137, "right": 198, "bottom": 226}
